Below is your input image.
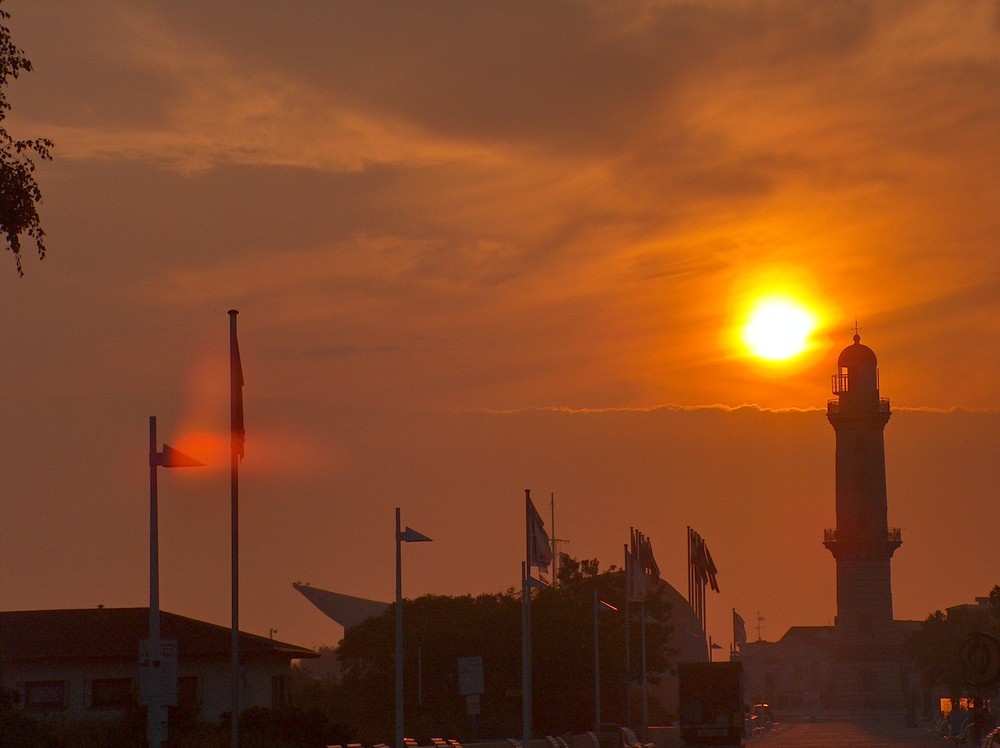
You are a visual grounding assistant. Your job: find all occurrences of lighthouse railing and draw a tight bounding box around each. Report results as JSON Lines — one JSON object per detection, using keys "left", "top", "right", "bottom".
{"left": 823, "top": 528, "right": 901, "bottom": 544}
{"left": 827, "top": 397, "right": 890, "bottom": 415}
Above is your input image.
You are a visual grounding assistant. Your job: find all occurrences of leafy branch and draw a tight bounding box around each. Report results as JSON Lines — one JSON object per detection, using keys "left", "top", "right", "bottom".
{"left": 0, "top": 2, "right": 53, "bottom": 276}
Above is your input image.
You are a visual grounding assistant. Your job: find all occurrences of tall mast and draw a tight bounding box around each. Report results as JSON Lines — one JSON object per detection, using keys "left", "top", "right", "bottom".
{"left": 549, "top": 492, "right": 569, "bottom": 587}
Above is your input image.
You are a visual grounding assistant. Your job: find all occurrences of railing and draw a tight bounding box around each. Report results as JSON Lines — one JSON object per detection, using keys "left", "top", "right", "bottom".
{"left": 824, "top": 528, "right": 901, "bottom": 543}
{"left": 827, "top": 398, "right": 890, "bottom": 414}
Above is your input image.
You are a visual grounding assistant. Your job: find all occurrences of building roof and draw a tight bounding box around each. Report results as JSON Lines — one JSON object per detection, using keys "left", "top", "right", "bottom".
{"left": 0, "top": 608, "right": 317, "bottom": 663}
{"left": 293, "top": 582, "right": 390, "bottom": 630}
{"left": 651, "top": 576, "right": 710, "bottom": 663}
{"left": 779, "top": 625, "right": 836, "bottom": 654}
{"left": 837, "top": 333, "right": 878, "bottom": 367}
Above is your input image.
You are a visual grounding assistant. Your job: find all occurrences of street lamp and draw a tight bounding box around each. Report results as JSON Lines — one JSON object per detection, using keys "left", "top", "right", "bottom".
{"left": 147, "top": 416, "right": 203, "bottom": 748}
{"left": 640, "top": 608, "right": 658, "bottom": 741}
{"left": 395, "top": 508, "right": 431, "bottom": 748}
{"left": 593, "top": 589, "right": 618, "bottom": 731}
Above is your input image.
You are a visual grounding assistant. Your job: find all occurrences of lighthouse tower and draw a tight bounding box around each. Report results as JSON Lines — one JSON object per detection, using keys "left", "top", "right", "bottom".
{"left": 823, "top": 331, "right": 902, "bottom": 709}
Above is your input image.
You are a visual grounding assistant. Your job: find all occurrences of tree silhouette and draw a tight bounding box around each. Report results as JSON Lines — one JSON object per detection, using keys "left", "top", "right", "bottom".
{"left": 0, "top": 1, "right": 52, "bottom": 276}
{"left": 331, "top": 555, "right": 676, "bottom": 743}
{"left": 905, "top": 586, "right": 1000, "bottom": 704}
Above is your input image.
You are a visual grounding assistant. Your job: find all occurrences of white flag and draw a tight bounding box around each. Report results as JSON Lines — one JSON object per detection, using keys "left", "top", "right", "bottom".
{"left": 526, "top": 492, "right": 554, "bottom": 582}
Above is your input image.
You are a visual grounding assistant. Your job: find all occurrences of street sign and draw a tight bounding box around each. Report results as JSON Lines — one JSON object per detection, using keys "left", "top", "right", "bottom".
{"left": 139, "top": 638, "right": 179, "bottom": 706}
{"left": 457, "top": 655, "right": 484, "bottom": 695}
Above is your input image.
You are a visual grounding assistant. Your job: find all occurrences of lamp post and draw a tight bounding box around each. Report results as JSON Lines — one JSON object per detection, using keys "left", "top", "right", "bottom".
{"left": 147, "top": 416, "right": 203, "bottom": 748}
{"left": 593, "top": 589, "right": 618, "bottom": 732}
{"left": 395, "top": 508, "right": 431, "bottom": 748}
{"left": 640, "top": 608, "right": 658, "bottom": 741}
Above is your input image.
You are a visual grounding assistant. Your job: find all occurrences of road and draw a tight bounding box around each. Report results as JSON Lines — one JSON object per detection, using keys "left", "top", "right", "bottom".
{"left": 748, "top": 716, "right": 947, "bottom": 748}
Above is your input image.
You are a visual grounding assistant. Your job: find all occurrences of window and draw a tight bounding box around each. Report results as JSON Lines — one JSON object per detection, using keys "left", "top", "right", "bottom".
{"left": 24, "top": 680, "right": 66, "bottom": 711}
{"left": 90, "top": 678, "right": 135, "bottom": 709}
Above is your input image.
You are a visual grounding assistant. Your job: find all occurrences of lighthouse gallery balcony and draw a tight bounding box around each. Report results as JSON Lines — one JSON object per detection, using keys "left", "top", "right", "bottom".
{"left": 827, "top": 397, "right": 890, "bottom": 415}
{"left": 824, "top": 528, "right": 901, "bottom": 544}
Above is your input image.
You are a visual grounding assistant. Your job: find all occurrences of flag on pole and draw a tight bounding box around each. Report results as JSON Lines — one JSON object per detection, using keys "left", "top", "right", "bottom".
{"left": 227, "top": 309, "right": 243, "bottom": 748}
{"left": 638, "top": 532, "right": 660, "bottom": 581}
{"left": 689, "top": 529, "right": 704, "bottom": 583}
{"left": 689, "top": 528, "right": 720, "bottom": 593}
{"left": 733, "top": 609, "right": 747, "bottom": 651}
{"left": 157, "top": 443, "right": 204, "bottom": 468}
{"left": 703, "top": 541, "right": 719, "bottom": 592}
{"left": 627, "top": 528, "right": 660, "bottom": 602}
{"left": 526, "top": 492, "right": 553, "bottom": 583}
{"left": 626, "top": 547, "right": 646, "bottom": 602}
{"left": 229, "top": 309, "right": 245, "bottom": 460}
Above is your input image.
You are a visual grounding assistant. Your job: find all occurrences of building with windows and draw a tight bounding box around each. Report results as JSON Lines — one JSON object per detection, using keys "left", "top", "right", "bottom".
{"left": 0, "top": 607, "right": 316, "bottom": 720}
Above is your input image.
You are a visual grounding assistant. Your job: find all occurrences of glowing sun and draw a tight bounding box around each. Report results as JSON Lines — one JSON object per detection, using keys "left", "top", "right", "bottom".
{"left": 742, "top": 298, "right": 817, "bottom": 361}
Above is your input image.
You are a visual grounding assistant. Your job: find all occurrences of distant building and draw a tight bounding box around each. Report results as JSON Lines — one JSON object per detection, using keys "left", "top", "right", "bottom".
{"left": 0, "top": 608, "right": 316, "bottom": 721}
{"left": 741, "top": 627, "right": 835, "bottom": 709}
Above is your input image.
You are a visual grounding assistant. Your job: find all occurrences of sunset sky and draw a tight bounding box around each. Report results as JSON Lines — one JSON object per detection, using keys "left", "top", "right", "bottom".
{"left": 2, "top": 1, "right": 999, "bottom": 656}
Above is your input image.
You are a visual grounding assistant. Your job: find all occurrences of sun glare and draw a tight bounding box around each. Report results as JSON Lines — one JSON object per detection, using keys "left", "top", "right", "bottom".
{"left": 172, "top": 431, "right": 228, "bottom": 469}
{"left": 742, "top": 298, "right": 817, "bottom": 361}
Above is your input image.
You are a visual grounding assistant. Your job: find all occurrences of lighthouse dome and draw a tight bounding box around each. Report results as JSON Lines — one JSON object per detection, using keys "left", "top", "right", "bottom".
{"left": 838, "top": 333, "right": 877, "bottom": 368}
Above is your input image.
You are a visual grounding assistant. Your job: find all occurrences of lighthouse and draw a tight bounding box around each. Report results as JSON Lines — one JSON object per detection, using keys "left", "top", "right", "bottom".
{"left": 823, "top": 331, "right": 903, "bottom": 709}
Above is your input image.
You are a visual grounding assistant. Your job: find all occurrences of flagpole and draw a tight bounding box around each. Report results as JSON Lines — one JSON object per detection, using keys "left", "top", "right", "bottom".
{"left": 228, "top": 309, "right": 240, "bottom": 748}
{"left": 641, "top": 600, "right": 648, "bottom": 740}
{"left": 522, "top": 489, "right": 532, "bottom": 748}
{"left": 624, "top": 542, "right": 631, "bottom": 730}
{"left": 148, "top": 416, "right": 163, "bottom": 748}
{"left": 686, "top": 527, "right": 691, "bottom": 609}
{"left": 395, "top": 508, "right": 404, "bottom": 748}
{"left": 550, "top": 493, "right": 556, "bottom": 589}
{"left": 393, "top": 511, "right": 431, "bottom": 748}
{"left": 593, "top": 589, "right": 601, "bottom": 732}
{"left": 147, "top": 418, "right": 203, "bottom": 748}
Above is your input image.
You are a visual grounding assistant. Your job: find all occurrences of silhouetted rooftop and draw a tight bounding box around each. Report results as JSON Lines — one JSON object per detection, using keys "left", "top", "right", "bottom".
{"left": 838, "top": 333, "right": 878, "bottom": 367}
{"left": 779, "top": 625, "right": 836, "bottom": 654}
{"left": 0, "top": 608, "right": 317, "bottom": 662}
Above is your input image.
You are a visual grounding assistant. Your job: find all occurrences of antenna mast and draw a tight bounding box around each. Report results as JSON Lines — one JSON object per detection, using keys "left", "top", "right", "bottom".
{"left": 549, "top": 493, "right": 569, "bottom": 587}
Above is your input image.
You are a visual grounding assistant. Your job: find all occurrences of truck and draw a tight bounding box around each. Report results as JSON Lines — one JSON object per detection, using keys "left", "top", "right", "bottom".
{"left": 677, "top": 661, "right": 745, "bottom": 746}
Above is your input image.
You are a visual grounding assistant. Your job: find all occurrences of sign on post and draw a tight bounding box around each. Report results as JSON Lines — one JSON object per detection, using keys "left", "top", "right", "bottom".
{"left": 457, "top": 656, "right": 485, "bottom": 695}
{"left": 140, "top": 638, "right": 179, "bottom": 706}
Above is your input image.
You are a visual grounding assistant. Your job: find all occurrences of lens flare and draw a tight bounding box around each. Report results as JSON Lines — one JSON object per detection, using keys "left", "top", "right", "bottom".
{"left": 172, "top": 431, "right": 228, "bottom": 468}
